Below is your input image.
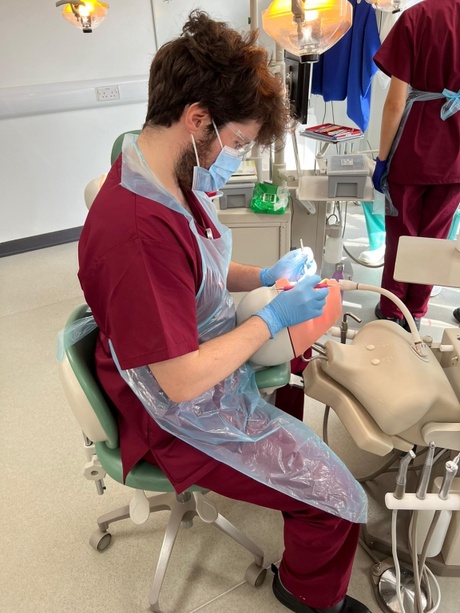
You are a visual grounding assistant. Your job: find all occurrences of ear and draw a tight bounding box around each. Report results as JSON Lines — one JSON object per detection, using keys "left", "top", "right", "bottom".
{"left": 183, "top": 103, "right": 211, "bottom": 135}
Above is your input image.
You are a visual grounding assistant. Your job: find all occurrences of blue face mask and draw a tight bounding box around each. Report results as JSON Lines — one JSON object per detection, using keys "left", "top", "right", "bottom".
{"left": 191, "top": 121, "right": 242, "bottom": 192}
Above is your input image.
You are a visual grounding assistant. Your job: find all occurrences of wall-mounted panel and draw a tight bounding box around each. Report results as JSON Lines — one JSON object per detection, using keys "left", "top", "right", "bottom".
{"left": 0, "top": 76, "right": 148, "bottom": 120}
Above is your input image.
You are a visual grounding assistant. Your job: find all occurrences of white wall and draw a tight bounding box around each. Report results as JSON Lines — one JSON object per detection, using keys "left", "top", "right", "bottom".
{"left": 150, "top": 0, "right": 274, "bottom": 52}
{"left": 1, "top": 104, "right": 146, "bottom": 241}
{"left": 0, "top": 0, "right": 155, "bottom": 243}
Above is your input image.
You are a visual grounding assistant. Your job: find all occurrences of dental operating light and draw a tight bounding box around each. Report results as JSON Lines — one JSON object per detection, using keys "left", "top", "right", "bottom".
{"left": 55, "top": 1, "right": 109, "bottom": 33}
{"left": 262, "top": 0, "right": 353, "bottom": 63}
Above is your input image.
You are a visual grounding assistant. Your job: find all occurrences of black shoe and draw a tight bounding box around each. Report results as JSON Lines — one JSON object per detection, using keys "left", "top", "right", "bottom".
{"left": 375, "top": 303, "right": 420, "bottom": 332}
{"left": 402, "top": 316, "right": 421, "bottom": 332}
{"left": 374, "top": 304, "right": 404, "bottom": 326}
{"left": 454, "top": 308, "right": 460, "bottom": 324}
{"left": 271, "top": 565, "right": 371, "bottom": 613}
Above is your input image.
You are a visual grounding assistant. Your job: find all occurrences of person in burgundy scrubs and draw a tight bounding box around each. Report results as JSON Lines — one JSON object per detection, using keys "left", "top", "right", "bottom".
{"left": 78, "top": 11, "right": 370, "bottom": 613}
{"left": 372, "top": 0, "right": 460, "bottom": 330}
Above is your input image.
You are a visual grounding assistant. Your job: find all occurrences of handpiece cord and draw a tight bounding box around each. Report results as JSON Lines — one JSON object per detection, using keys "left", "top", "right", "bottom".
{"left": 418, "top": 510, "right": 443, "bottom": 608}
{"left": 391, "top": 509, "right": 407, "bottom": 613}
{"left": 410, "top": 513, "right": 425, "bottom": 613}
{"left": 337, "top": 280, "right": 424, "bottom": 351}
{"left": 391, "top": 450, "right": 441, "bottom": 613}
{"left": 414, "top": 455, "right": 460, "bottom": 611}
{"left": 413, "top": 442, "right": 436, "bottom": 611}
{"left": 422, "top": 566, "right": 442, "bottom": 612}
{"left": 409, "top": 512, "right": 442, "bottom": 613}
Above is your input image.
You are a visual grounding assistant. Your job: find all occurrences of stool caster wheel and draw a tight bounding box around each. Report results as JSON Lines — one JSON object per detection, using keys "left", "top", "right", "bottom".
{"left": 245, "top": 562, "right": 267, "bottom": 587}
{"left": 89, "top": 529, "right": 112, "bottom": 552}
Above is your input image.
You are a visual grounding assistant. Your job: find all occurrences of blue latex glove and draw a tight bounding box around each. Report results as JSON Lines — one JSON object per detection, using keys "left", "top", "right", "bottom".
{"left": 256, "top": 274, "right": 329, "bottom": 338}
{"left": 372, "top": 157, "right": 388, "bottom": 193}
{"left": 260, "top": 247, "right": 316, "bottom": 287}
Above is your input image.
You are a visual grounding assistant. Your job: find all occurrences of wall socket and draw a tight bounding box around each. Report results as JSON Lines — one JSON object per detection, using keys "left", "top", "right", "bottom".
{"left": 95, "top": 85, "right": 120, "bottom": 102}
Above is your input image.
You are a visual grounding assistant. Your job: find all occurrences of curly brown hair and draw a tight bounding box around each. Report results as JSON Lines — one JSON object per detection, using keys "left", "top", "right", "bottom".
{"left": 144, "top": 10, "right": 290, "bottom": 147}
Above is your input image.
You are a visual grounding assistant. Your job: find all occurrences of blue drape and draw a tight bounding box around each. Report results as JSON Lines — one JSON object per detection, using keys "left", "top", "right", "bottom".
{"left": 312, "top": 0, "right": 381, "bottom": 132}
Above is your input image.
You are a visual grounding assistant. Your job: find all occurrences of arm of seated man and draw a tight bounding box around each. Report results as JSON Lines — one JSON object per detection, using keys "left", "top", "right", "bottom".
{"left": 150, "top": 272, "right": 327, "bottom": 403}
{"left": 149, "top": 316, "right": 270, "bottom": 403}
{"left": 226, "top": 261, "right": 263, "bottom": 293}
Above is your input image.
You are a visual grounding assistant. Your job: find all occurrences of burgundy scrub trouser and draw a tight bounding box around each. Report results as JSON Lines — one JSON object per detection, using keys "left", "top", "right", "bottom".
{"left": 380, "top": 182, "right": 460, "bottom": 318}
{"left": 195, "top": 368, "right": 361, "bottom": 610}
{"left": 196, "top": 462, "right": 361, "bottom": 609}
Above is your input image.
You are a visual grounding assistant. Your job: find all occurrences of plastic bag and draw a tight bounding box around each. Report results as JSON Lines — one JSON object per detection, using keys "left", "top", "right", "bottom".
{"left": 250, "top": 182, "right": 289, "bottom": 215}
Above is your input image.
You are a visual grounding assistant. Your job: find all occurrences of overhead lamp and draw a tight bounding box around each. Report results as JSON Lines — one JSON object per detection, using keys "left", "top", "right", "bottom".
{"left": 363, "top": 0, "right": 409, "bottom": 12}
{"left": 55, "top": 1, "right": 109, "bottom": 33}
{"left": 262, "top": 0, "right": 353, "bottom": 63}
{"left": 366, "top": 0, "right": 409, "bottom": 13}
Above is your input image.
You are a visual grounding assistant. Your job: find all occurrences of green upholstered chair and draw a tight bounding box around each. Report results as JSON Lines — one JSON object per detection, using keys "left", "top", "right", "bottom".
{"left": 84, "top": 130, "right": 141, "bottom": 210}
{"left": 110, "top": 129, "right": 142, "bottom": 164}
{"left": 59, "top": 304, "right": 290, "bottom": 612}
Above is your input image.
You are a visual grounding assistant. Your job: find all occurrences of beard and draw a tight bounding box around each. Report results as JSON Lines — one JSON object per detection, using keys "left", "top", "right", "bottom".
{"left": 175, "top": 132, "right": 216, "bottom": 193}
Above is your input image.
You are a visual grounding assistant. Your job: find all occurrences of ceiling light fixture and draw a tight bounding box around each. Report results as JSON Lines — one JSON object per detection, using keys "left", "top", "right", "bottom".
{"left": 262, "top": 0, "right": 353, "bottom": 64}
{"left": 55, "top": 1, "right": 109, "bottom": 33}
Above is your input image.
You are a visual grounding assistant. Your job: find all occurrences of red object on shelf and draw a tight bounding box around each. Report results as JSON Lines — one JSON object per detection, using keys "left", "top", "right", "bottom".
{"left": 300, "top": 123, "right": 363, "bottom": 143}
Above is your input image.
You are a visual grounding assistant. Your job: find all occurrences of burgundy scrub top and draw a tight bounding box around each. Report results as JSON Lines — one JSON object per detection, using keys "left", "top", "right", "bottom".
{"left": 373, "top": 0, "right": 460, "bottom": 185}
{"left": 78, "top": 156, "right": 222, "bottom": 487}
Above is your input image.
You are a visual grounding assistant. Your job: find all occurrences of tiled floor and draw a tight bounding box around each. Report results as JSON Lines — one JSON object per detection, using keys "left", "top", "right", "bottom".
{"left": 2, "top": 206, "right": 460, "bottom": 612}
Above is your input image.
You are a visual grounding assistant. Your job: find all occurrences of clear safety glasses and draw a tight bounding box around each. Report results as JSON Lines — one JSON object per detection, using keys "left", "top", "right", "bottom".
{"left": 226, "top": 123, "right": 256, "bottom": 156}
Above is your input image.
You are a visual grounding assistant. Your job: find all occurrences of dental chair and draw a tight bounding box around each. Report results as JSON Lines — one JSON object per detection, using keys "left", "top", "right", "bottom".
{"left": 303, "top": 318, "right": 460, "bottom": 457}
{"left": 84, "top": 130, "right": 141, "bottom": 210}
{"left": 59, "top": 304, "right": 289, "bottom": 612}
{"left": 111, "top": 129, "right": 141, "bottom": 163}
{"left": 236, "top": 279, "right": 460, "bottom": 458}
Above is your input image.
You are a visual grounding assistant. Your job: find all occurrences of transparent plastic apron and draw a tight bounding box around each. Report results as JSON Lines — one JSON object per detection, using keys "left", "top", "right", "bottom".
{"left": 381, "top": 87, "right": 460, "bottom": 216}
{"left": 107, "top": 134, "right": 367, "bottom": 524}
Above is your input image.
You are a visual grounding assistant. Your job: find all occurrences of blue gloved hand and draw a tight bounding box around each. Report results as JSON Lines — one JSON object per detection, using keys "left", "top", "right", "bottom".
{"left": 372, "top": 157, "right": 388, "bottom": 193}
{"left": 260, "top": 247, "right": 316, "bottom": 287}
{"left": 256, "top": 274, "right": 329, "bottom": 338}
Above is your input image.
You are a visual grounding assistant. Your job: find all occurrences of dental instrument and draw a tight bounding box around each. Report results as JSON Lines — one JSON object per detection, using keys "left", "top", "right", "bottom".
{"left": 394, "top": 450, "right": 416, "bottom": 500}
{"left": 438, "top": 458, "right": 459, "bottom": 501}
{"left": 416, "top": 442, "right": 437, "bottom": 501}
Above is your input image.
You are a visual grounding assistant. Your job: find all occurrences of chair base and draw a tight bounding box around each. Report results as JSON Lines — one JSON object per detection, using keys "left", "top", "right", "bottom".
{"left": 89, "top": 490, "right": 266, "bottom": 612}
